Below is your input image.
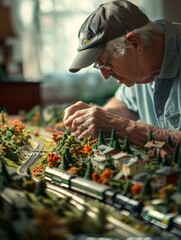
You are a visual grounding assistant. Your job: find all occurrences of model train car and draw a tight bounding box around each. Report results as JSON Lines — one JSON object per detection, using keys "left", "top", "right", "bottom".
{"left": 44, "top": 166, "right": 181, "bottom": 237}
{"left": 45, "top": 166, "right": 144, "bottom": 213}
{"left": 45, "top": 166, "right": 111, "bottom": 201}
{"left": 171, "top": 215, "right": 181, "bottom": 237}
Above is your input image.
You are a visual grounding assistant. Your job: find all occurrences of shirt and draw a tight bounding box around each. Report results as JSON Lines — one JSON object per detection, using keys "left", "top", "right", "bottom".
{"left": 115, "top": 20, "right": 181, "bottom": 131}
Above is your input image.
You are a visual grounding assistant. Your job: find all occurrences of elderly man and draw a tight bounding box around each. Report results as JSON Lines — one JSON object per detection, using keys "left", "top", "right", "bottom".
{"left": 63, "top": 0, "right": 181, "bottom": 146}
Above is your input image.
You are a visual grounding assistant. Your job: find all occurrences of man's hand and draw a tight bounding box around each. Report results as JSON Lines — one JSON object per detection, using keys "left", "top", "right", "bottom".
{"left": 64, "top": 100, "right": 181, "bottom": 147}
{"left": 63, "top": 101, "right": 92, "bottom": 129}
{"left": 63, "top": 100, "right": 125, "bottom": 139}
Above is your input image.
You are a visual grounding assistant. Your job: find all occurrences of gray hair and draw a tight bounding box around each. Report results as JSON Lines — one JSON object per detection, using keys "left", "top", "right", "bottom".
{"left": 106, "top": 21, "right": 163, "bottom": 55}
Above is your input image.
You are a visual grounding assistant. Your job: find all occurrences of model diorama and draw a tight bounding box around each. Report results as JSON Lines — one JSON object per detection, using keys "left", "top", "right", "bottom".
{"left": 1, "top": 110, "right": 181, "bottom": 239}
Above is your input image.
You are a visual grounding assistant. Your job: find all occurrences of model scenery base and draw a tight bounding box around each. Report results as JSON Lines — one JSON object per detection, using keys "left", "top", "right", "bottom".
{"left": 1, "top": 110, "right": 181, "bottom": 240}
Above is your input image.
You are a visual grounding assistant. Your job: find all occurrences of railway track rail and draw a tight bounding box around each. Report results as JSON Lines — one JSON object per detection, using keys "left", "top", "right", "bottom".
{"left": 47, "top": 182, "right": 148, "bottom": 238}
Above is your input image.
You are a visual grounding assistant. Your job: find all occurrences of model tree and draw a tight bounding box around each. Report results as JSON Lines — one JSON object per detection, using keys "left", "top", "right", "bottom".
{"left": 156, "top": 151, "right": 162, "bottom": 164}
{"left": 1, "top": 110, "right": 6, "bottom": 124}
{"left": 48, "top": 106, "right": 63, "bottom": 126}
{"left": 63, "top": 147, "right": 75, "bottom": 164}
{"left": 122, "top": 136, "right": 131, "bottom": 153}
{"left": 140, "top": 176, "right": 152, "bottom": 199}
{"left": 110, "top": 129, "right": 120, "bottom": 148}
{"left": 150, "top": 148, "right": 157, "bottom": 160}
{"left": 166, "top": 135, "right": 174, "bottom": 147}
{"left": 105, "top": 157, "right": 116, "bottom": 170}
{"left": 54, "top": 132, "right": 68, "bottom": 151}
{"left": 112, "top": 140, "right": 121, "bottom": 151}
{"left": 123, "top": 180, "right": 132, "bottom": 196}
{"left": 84, "top": 158, "right": 93, "bottom": 180}
{"left": 40, "top": 108, "right": 46, "bottom": 126}
{"left": 98, "top": 129, "right": 106, "bottom": 146}
{"left": 61, "top": 153, "right": 70, "bottom": 171}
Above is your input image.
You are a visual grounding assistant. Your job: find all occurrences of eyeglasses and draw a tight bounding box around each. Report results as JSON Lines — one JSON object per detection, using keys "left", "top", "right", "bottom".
{"left": 93, "top": 50, "right": 114, "bottom": 70}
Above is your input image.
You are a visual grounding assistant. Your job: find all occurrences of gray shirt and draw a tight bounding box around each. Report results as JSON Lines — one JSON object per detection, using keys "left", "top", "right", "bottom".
{"left": 115, "top": 20, "right": 181, "bottom": 131}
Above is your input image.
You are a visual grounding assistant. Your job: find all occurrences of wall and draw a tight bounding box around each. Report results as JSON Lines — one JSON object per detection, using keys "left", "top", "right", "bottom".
{"left": 139, "top": 0, "right": 181, "bottom": 22}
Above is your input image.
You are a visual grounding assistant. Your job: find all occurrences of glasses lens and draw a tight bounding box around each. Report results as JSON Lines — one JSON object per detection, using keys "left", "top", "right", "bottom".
{"left": 93, "top": 50, "right": 114, "bottom": 70}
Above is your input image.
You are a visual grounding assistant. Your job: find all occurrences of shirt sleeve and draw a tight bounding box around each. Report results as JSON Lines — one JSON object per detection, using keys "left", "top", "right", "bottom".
{"left": 115, "top": 84, "right": 138, "bottom": 113}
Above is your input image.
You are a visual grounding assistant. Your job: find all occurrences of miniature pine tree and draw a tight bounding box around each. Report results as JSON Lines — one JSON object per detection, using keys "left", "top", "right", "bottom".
{"left": 105, "top": 157, "right": 116, "bottom": 170}
{"left": 112, "top": 140, "right": 121, "bottom": 151}
{"left": 110, "top": 129, "right": 119, "bottom": 147}
{"left": 122, "top": 136, "right": 131, "bottom": 153}
{"left": 52, "top": 106, "right": 62, "bottom": 123}
{"left": 123, "top": 180, "right": 132, "bottom": 195}
{"left": 61, "top": 154, "right": 69, "bottom": 170}
{"left": 55, "top": 132, "right": 68, "bottom": 151}
{"left": 84, "top": 158, "right": 93, "bottom": 180}
{"left": 151, "top": 148, "right": 157, "bottom": 159}
{"left": 156, "top": 151, "right": 162, "bottom": 164}
{"left": 1, "top": 110, "right": 5, "bottom": 124}
{"left": 173, "top": 143, "right": 180, "bottom": 165}
{"left": 166, "top": 135, "right": 174, "bottom": 147}
{"left": 40, "top": 108, "right": 46, "bottom": 126}
{"left": 140, "top": 176, "right": 152, "bottom": 199}
{"left": 98, "top": 129, "right": 106, "bottom": 146}
{"left": 63, "top": 147, "right": 74, "bottom": 163}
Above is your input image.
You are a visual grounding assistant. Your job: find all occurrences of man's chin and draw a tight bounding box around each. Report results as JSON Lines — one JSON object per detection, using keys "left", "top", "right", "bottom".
{"left": 116, "top": 74, "right": 156, "bottom": 86}
{"left": 137, "top": 75, "right": 155, "bottom": 84}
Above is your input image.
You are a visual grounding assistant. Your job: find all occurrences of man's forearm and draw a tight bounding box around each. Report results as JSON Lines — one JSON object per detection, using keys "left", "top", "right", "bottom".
{"left": 103, "top": 97, "right": 139, "bottom": 121}
{"left": 114, "top": 117, "right": 181, "bottom": 146}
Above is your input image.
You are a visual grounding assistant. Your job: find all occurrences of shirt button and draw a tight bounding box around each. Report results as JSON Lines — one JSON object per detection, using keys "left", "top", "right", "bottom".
{"left": 157, "top": 109, "right": 162, "bottom": 114}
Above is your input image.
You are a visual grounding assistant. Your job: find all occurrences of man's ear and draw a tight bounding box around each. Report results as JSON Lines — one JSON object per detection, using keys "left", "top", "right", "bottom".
{"left": 125, "top": 32, "right": 143, "bottom": 54}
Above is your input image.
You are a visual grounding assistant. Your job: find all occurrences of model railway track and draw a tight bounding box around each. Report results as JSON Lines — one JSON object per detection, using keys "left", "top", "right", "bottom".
{"left": 47, "top": 182, "right": 146, "bottom": 238}
{"left": 18, "top": 139, "right": 45, "bottom": 175}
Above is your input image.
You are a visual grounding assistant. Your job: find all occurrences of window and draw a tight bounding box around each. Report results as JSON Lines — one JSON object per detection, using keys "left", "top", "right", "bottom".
{"left": 17, "top": 0, "right": 138, "bottom": 105}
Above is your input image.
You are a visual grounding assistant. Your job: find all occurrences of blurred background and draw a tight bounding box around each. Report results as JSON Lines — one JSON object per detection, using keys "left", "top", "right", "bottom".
{"left": 0, "top": 0, "right": 181, "bottom": 114}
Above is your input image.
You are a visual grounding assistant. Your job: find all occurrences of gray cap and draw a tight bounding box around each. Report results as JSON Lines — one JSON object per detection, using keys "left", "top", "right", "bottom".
{"left": 69, "top": 0, "right": 149, "bottom": 73}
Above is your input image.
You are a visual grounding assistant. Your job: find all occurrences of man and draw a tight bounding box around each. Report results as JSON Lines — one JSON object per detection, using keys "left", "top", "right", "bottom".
{"left": 63, "top": 0, "right": 181, "bottom": 146}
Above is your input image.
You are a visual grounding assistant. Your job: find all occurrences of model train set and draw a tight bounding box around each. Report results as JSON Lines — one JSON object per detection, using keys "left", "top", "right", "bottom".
{"left": 1, "top": 109, "right": 181, "bottom": 239}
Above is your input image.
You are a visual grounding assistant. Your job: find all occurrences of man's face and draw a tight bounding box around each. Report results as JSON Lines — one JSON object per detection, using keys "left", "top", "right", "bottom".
{"left": 97, "top": 47, "right": 159, "bottom": 87}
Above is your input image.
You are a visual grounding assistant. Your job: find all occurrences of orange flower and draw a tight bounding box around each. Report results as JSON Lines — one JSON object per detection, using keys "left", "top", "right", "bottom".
{"left": 92, "top": 172, "right": 100, "bottom": 182}
{"left": 99, "top": 168, "right": 115, "bottom": 185}
{"left": 68, "top": 166, "right": 83, "bottom": 174}
{"left": 80, "top": 144, "right": 92, "bottom": 155}
{"left": 101, "top": 168, "right": 115, "bottom": 179}
{"left": 131, "top": 183, "right": 143, "bottom": 195}
{"left": 48, "top": 152, "right": 61, "bottom": 167}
